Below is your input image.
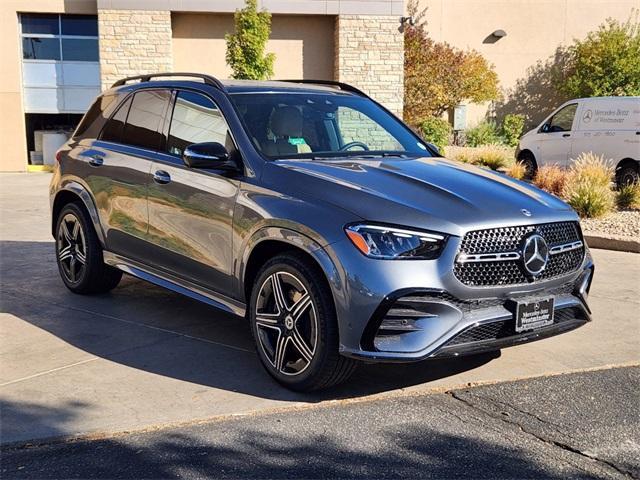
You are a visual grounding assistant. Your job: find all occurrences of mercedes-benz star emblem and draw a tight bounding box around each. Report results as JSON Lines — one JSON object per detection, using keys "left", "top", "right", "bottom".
{"left": 521, "top": 233, "right": 549, "bottom": 276}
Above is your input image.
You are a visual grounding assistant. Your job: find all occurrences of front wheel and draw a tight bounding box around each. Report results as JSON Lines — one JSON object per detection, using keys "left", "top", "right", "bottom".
{"left": 249, "top": 253, "right": 357, "bottom": 391}
{"left": 518, "top": 151, "right": 537, "bottom": 180}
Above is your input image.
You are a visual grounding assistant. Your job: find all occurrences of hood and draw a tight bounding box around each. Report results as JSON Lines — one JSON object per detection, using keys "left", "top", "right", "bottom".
{"left": 266, "top": 156, "right": 576, "bottom": 236}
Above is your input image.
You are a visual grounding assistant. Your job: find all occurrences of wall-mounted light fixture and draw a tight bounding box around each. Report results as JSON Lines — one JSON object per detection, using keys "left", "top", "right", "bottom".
{"left": 483, "top": 29, "right": 507, "bottom": 44}
{"left": 400, "top": 16, "right": 415, "bottom": 27}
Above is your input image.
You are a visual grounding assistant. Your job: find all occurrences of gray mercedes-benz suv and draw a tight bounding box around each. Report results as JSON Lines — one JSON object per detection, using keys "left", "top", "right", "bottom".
{"left": 50, "top": 73, "right": 594, "bottom": 391}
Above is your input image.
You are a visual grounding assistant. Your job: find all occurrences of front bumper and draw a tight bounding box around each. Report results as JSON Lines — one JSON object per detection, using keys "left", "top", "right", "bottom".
{"left": 331, "top": 235, "right": 594, "bottom": 363}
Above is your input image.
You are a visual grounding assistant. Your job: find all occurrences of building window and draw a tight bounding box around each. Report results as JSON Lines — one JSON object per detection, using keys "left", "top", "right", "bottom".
{"left": 20, "top": 14, "right": 99, "bottom": 62}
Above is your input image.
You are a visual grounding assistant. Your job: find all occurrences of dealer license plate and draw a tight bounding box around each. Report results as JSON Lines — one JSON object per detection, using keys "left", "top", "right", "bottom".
{"left": 515, "top": 298, "right": 555, "bottom": 333}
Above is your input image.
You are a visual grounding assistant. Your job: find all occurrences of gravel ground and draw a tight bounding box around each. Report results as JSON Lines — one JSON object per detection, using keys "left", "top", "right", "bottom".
{"left": 580, "top": 209, "right": 640, "bottom": 238}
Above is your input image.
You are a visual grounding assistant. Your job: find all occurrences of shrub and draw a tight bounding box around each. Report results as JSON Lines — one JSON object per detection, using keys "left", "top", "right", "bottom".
{"left": 533, "top": 165, "right": 568, "bottom": 197}
{"left": 564, "top": 183, "right": 615, "bottom": 218}
{"left": 420, "top": 117, "right": 452, "bottom": 151}
{"left": 562, "top": 152, "right": 615, "bottom": 218}
{"left": 501, "top": 114, "right": 525, "bottom": 147}
{"left": 564, "top": 152, "right": 615, "bottom": 188}
{"left": 465, "top": 121, "right": 502, "bottom": 147}
{"left": 443, "top": 146, "right": 474, "bottom": 163}
{"left": 444, "top": 145, "right": 514, "bottom": 170}
{"left": 403, "top": 0, "right": 499, "bottom": 127}
{"left": 617, "top": 182, "right": 640, "bottom": 209}
{"left": 474, "top": 145, "right": 513, "bottom": 170}
{"left": 559, "top": 15, "right": 640, "bottom": 98}
{"left": 225, "top": 0, "right": 275, "bottom": 80}
{"left": 505, "top": 161, "right": 527, "bottom": 180}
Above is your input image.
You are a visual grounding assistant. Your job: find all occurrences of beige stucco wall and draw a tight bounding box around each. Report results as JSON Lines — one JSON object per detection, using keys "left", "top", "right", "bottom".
{"left": 172, "top": 13, "right": 335, "bottom": 80}
{"left": 418, "top": 0, "right": 639, "bottom": 127}
{"left": 0, "top": 0, "right": 97, "bottom": 171}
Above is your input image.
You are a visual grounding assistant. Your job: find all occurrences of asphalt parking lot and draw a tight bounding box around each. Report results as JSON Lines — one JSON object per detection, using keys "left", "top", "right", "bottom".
{"left": 1, "top": 173, "right": 639, "bottom": 470}
{"left": 2, "top": 367, "right": 639, "bottom": 479}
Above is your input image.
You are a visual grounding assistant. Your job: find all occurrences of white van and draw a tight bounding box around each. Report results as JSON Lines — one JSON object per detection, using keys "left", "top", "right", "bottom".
{"left": 517, "top": 96, "right": 640, "bottom": 186}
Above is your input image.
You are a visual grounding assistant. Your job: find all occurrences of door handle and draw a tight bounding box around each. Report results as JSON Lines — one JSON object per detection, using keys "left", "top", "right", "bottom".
{"left": 562, "top": 133, "right": 571, "bottom": 138}
{"left": 80, "top": 151, "right": 104, "bottom": 166}
{"left": 88, "top": 154, "right": 104, "bottom": 167}
{"left": 153, "top": 170, "right": 171, "bottom": 184}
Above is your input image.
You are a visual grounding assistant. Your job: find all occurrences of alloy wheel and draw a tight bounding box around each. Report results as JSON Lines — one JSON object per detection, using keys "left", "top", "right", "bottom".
{"left": 57, "top": 213, "right": 87, "bottom": 284}
{"left": 254, "top": 271, "right": 318, "bottom": 376}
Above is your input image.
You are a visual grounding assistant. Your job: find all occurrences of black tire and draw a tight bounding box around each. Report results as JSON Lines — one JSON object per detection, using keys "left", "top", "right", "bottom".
{"left": 616, "top": 162, "right": 639, "bottom": 188}
{"left": 518, "top": 151, "right": 537, "bottom": 180}
{"left": 249, "top": 252, "right": 357, "bottom": 392}
{"left": 55, "top": 202, "right": 122, "bottom": 294}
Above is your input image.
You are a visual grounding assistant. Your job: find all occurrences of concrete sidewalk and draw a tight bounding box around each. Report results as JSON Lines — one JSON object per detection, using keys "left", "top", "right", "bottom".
{"left": 1, "top": 173, "right": 639, "bottom": 445}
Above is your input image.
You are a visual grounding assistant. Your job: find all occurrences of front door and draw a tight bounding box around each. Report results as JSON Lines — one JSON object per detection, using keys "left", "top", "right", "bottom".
{"left": 146, "top": 90, "right": 239, "bottom": 297}
{"left": 536, "top": 103, "right": 578, "bottom": 167}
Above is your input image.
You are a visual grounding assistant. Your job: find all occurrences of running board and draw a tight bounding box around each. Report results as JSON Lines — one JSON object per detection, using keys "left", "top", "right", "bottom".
{"left": 103, "top": 251, "right": 246, "bottom": 317}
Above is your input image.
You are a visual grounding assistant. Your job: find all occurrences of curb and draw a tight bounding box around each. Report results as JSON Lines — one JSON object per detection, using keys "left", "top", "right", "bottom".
{"left": 26, "top": 165, "right": 53, "bottom": 173}
{"left": 584, "top": 233, "right": 640, "bottom": 253}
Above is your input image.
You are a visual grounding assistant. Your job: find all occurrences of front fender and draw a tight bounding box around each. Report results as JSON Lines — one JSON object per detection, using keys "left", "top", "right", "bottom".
{"left": 237, "top": 226, "right": 343, "bottom": 298}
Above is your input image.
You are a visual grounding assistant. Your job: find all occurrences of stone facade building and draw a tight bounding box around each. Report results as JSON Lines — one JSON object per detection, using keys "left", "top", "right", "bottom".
{"left": 0, "top": 0, "right": 636, "bottom": 171}
{"left": 0, "top": 0, "right": 404, "bottom": 171}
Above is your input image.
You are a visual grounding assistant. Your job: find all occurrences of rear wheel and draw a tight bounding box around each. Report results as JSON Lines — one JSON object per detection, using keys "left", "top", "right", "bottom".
{"left": 249, "top": 253, "right": 357, "bottom": 391}
{"left": 518, "top": 151, "right": 537, "bottom": 180}
{"left": 55, "top": 202, "right": 122, "bottom": 294}
{"left": 616, "top": 162, "right": 639, "bottom": 188}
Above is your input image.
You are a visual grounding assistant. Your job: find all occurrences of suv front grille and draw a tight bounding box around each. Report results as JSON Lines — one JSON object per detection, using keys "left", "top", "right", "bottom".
{"left": 454, "top": 221, "right": 584, "bottom": 287}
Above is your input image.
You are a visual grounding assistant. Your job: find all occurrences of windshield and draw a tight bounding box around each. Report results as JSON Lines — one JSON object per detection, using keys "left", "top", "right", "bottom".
{"left": 230, "top": 92, "right": 432, "bottom": 159}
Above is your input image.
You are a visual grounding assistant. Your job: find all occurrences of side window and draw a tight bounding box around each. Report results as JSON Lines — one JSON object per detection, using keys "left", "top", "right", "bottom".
{"left": 100, "top": 96, "right": 132, "bottom": 143}
{"left": 548, "top": 104, "right": 578, "bottom": 132}
{"left": 121, "top": 90, "right": 170, "bottom": 151}
{"left": 167, "top": 91, "right": 232, "bottom": 157}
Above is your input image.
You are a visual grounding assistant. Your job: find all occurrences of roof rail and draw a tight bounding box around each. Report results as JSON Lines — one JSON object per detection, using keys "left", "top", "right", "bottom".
{"left": 278, "top": 79, "right": 367, "bottom": 97}
{"left": 111, "top": 72, "right": 226, "bottom": 91}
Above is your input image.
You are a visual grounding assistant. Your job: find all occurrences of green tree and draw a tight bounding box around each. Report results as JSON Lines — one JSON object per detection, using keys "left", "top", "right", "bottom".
{"left": 559, "top": 14, "right": 640, "bottom": 97}
{"left": 225, "top": 0, "right": 275, "bottom": 80}
{"left": 404, "top": 0, "right": 499, "bottom": 128}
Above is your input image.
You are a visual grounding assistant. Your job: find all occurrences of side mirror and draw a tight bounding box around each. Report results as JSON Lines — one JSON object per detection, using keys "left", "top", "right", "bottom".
{"left": 425, "top": 142, "right": 442, "bottom": 156}
{"left": 183, "top": 142, "right": 238, "bottom": 171}
{"left": 540, "top": 123, "right": 550, "bottom": 133}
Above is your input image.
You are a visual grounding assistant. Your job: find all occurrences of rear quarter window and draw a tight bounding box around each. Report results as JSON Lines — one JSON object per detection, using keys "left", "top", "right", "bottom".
{"left": 73, "top": 94, "right": 118, "bottom": 140}
{"left": 100, "top": 96, "right": 133, "bottom": 144}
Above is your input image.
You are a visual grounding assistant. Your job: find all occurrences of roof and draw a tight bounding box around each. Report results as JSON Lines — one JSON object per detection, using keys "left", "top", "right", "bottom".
{"left": 221, "top": 79, "right": 352, "bottom": 95}
{"left": 108, "top": 73, "right": 363, "bottom": 97}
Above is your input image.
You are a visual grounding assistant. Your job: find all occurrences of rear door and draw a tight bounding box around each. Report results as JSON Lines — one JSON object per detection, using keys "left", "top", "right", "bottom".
{"left": 146, "top": 89, "right": 240, "bottom": 297}
{"left": 86, "top": 89, "right": 171, "bottom": 260}
{"left": 536, "top": 102, "right": 579, "bottom": 167}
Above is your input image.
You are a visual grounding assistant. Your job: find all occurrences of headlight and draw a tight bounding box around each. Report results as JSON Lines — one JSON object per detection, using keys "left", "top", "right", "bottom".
{"left": 344, "top": 224, "right": 447, "bottom": 260}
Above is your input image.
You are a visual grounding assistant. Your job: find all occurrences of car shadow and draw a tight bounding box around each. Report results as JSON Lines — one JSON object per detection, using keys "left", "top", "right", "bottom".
{"left": 0, "top": 240, "right": 499, "bottom": 402}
